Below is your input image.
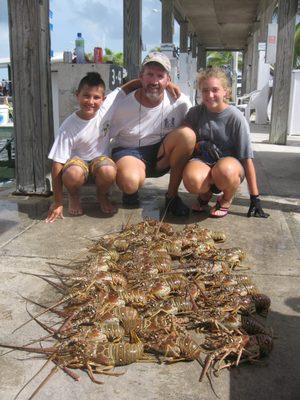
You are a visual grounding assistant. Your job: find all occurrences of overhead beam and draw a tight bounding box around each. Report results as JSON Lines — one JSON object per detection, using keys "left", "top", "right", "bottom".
{"left": 173, "top": 1, "right": 185, "bottom": 24}
{"left": 270, "top": 0, "right": 298, "bottom": 144}
{"left": 123, "top": 0, "right": 142, "bottom": 80}
{"left": 8, "top": 0, "right": 53, "bottom": 194}
{"left": 162, "top": 0, "right": 174, "bottom": 43}
{"left": 205, "top": 47, "right": 245, "bottom": 52}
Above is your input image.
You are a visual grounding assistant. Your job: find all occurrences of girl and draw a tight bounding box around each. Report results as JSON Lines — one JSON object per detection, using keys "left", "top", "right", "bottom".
{"left": 182, "top": 67, "right": 269, "bottom": 218}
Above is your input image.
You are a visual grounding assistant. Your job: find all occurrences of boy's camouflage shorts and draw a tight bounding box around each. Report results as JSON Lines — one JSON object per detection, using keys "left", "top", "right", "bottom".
{"left": 62, "top": 156, "right": 116, "bottom": 180}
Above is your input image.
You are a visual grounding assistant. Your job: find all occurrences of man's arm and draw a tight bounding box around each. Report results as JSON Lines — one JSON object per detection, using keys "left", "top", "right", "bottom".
{"left": 121, "top": 79, "right": 181, "bottom": 99}
{"left": 121, "top": 79, "right": 141, "bottom": 95}
{"left": 45, "top": 162, "right": 64, "bottom": 223}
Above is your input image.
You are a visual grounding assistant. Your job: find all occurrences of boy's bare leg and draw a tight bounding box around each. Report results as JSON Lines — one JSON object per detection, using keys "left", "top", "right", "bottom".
{"left": 62, "top": 166, "right": 86, "bottom": 215}
{"left": 94, "top": 165, "right": 118, "bottom": 214}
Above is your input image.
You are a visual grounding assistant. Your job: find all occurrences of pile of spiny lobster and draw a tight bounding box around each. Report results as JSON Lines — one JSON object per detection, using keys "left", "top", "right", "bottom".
{"left": 0, "top": 219, "right": 273, "bottom": 397}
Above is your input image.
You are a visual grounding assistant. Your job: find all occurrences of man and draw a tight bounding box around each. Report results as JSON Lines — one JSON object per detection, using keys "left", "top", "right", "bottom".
{"left": 109, "top": 52, "right": 195, "bottom": 216}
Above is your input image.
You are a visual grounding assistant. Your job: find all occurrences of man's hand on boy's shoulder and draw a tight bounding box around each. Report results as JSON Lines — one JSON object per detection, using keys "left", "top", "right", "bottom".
{"left": 166, "top": 82, "right": 181, "bottom": 100}
{"left": 45, "top": 203, "right": 64, "bottom": 223}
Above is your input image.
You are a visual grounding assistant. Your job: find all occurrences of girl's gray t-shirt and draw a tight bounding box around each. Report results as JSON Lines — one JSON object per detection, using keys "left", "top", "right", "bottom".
{"left": 184, "top": 104, "right": 253, "bottom": 160}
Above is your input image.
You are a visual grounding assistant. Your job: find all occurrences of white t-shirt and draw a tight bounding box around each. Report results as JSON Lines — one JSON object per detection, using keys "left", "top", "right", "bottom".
{"left": 109, "top": 90, "right": 192, "bottom": 148}
{"left": 48, "top": 88, "right": 126, "bottom": 163}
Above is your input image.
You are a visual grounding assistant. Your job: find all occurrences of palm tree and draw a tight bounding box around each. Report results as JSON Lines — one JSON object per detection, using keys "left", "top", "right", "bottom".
{"left": 206, "top": 51, "right": 243, "bottom": 71}
{"left": 294, "top": 23, "right": 300, "bottom": 68}
{"left": 103, "top": 48, "right": 124, "bottom": 66}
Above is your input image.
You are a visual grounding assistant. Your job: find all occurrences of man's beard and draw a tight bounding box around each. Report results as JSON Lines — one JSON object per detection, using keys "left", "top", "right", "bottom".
{"left": 144, "top": 85, "right": 163, "bottom": 102}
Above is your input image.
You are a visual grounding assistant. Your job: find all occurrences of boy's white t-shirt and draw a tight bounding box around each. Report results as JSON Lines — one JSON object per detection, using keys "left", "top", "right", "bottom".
{"left": 109, "top": 90, "right": 192, "bottom": 148}
{"left": 48, "top": 88, "right": 125, "bottom": 163}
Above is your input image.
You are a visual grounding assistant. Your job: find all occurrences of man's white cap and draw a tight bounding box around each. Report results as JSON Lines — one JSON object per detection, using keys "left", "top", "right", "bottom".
{"left": 142, "top": 52, "right": 171, "bottom": 74}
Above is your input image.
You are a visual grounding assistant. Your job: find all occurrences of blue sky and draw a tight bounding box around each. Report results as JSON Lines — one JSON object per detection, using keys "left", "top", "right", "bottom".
{"left": 0, "top": 0, "right": 180, "bottom": 79}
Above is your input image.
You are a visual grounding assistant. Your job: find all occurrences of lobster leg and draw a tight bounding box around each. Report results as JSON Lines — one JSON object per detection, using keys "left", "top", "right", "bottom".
{"left": 199, "top": 354, "right": 213, "bottom": 382}
{"left": 87, "top": 363, "right": 104, "bottom": 384}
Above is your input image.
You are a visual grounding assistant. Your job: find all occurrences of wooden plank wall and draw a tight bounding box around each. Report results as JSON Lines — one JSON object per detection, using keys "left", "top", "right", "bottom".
{"left": 8, "top": 0, "right": 53, "bottom": 194}
{"left": 270, "top": 0, "right": 298, "bottom": 144}
{"left": 123, "top": 0, "right": 141, "bottom": 80}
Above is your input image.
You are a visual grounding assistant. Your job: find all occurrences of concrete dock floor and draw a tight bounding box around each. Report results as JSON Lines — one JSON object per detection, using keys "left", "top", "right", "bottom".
{"left": 0, "top": 124, "right": 299, "bottom": 400}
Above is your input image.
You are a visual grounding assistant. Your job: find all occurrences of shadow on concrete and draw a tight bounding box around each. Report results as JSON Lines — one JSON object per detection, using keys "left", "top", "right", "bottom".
{"left": 249, "top": 123, "right": 270, "bottom": 134}
{"left": 254, "top": 150, "right": 300, "bottom": 201}
{"left": 3, "top": 187, "right": 299, "bottom": 227}
{"left": 229, "top": 297, "right": 300, "bottom": 400}
{"left": 16, "top": 201, "right": 50, "bottom": 220}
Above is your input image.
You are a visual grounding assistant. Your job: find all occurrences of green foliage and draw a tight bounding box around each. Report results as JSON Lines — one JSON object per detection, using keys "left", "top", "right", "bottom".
{"left": 103, "top": 48, "right": 124, "bottom": 66}
{"left": 294, "top": 23, "right": 300, "bottom": 69}
{"left": 206, "top": 51, "right": 243, "bottom": 71}
{"left": 84, "top": 48, "right": 124, "bottom": 66}
{"left": 149, "top": 46, "right": 161, "bottom": 52}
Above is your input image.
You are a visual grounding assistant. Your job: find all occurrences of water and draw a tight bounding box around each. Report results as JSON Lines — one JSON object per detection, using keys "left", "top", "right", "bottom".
{"left": 0, "top": 138, "right": 14, "bottom": 161}
{"left": 0, "top": 126, "right": 15, "bottom": 184}
{"left": 0, "top": 124, "right": 14, "bottom": 162}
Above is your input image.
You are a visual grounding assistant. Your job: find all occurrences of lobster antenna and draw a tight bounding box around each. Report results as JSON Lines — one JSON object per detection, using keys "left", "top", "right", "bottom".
{"left": 13, "top": 358, "right": 53, "bottom": 400}
{"left": 27, "top": 365, "right": 59, "bottom": 400}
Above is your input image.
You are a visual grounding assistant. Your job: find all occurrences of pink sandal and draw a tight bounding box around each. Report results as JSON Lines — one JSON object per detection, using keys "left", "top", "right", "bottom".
{"left": 210, "top": 199, "right": 229, "bottom": 218}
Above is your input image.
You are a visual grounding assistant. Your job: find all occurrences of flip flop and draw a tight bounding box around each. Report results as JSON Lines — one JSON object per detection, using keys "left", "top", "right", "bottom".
{"left": 192, "top": 197, "right": 209, "bottom": 213}
{"left": 210, "top": 199, "right": 229, "bottom": 218}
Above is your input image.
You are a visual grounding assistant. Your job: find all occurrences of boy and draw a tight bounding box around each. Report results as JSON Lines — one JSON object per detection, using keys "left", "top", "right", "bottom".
{"left": 46, "top": 72, "right": 124, "bottom": 223}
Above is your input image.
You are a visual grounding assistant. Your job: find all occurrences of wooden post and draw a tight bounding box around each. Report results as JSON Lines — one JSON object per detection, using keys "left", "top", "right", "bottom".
{"left": 197, "top": 45, "right": 206, "bottom": 71}
{"left": 246, "top": 38, "right": 254, "bottom": 93}
{"left": 180, "top": 20, "right": 188, "bottom": 53}
{"left": 8, "top": 65, "right": 12, "bottom": 82}
{"left": 8, "top": 0, "right": 53, "bottom": 195}
{"left": 250, "top": 24, "right": 260, "bottom": 91}
{"left": 191, "top": 34, "right": 197, "bottom": 58}
{"left": 241, "top": 50, "right": 247, "bottom": 95}
{"left": 123, "top": 0, "right": 142, "bottom": 80}
{"left": 162, "top": 0, "right": 174, "bottom": 43}
{"left": 270, "top": 0, "right": 298, "bottom": 144}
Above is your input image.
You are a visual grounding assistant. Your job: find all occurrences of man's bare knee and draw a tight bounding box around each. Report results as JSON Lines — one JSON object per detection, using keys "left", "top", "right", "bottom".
{"left": 164, "top": 127, "right": 196, "bottom": 157}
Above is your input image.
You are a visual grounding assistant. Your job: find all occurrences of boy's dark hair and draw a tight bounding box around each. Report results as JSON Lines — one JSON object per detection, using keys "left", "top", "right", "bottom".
{"left": 77, "top": 72, "right": 105, "bottom": 92}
